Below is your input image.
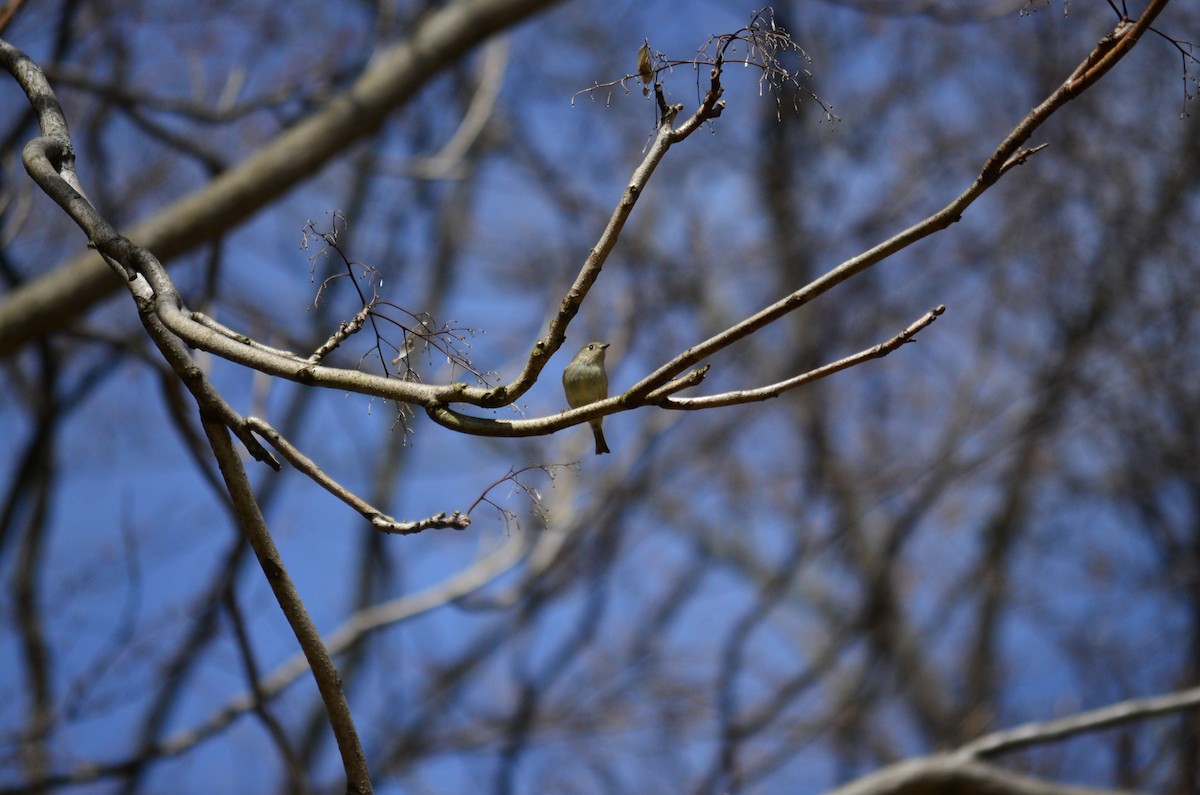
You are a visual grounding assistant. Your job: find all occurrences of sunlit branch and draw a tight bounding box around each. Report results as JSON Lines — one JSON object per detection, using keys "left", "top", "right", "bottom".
{"left": 655, "top": 306, "right": 945, "bottom": 409}
{"left": 480, "top": 102, "right": 686, "bottom": 409}
{"left": 307, "top": 304, "right": 373, "bottom": 364}
{"left": 427, "top": 305, "right": 940, "bottom": 433}
{"left": 424, "top": 392, "right": 628, "bottom": 437}
{"left": 624, "top": 0, "right": 1169, "bottom": 401}
{"left": 245, "top": 418, "right": 472, "bottom": 534}
{"left": 189, "top": 311, "right": 306, "bottom": 360}
{"left": 818, "top": 683, "right": 1200, "bottom": 795}
{"left": 201, "top": 422, "right": 372, "bottom": 794}
{"left": 958, "top": 683, "right": 1200, "bottom": 759}
{"left": 0, "top": 0, "right": 567, "bottom": 355}
{"left": 141, "top": 307, "right": 281, "bottom": 469}
{"left": 1, "top": 0, "right": 1173, "bottom": 454}
{"left": 486, "top": 13, "right": 820, "bottom": 409}
{"left": 823, "top": 755, "right": 1130, "bottom": 795}
{"left": 3, "top": 74, "right": 486, "bottom": 415}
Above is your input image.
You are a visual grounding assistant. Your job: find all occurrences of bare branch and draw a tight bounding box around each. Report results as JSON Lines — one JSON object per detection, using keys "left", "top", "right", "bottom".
{"left": 201, "top": 421, "right": 372, "bottom": 794}
{"left": 656, "top": 305, "right": 945, "bottom": 409}
{"left": 959, "top": 684, "right": 1200, "bottom": 759}
{"left": 823, "top": 755, "right": 1133, "bottom": 795}
{"left": 0, "top": 0, "right": 567, "bottom": 354}
{"left": 0, "top": 531, "right": 534, "bottom": 794}
{"left": 245, "top": 418, "right": 471, "bottom": 535}
{"left": 624, "top": 0, "right": 1171, "bottom": 402}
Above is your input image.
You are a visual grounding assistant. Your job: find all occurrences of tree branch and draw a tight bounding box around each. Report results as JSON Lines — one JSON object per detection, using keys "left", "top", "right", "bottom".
{"left": 202, "top": 421, "right": 372, "bottom": 795}
{"left": 823, "top": 756, "right": 1134, "bottom": 795}
{"left": 623, "top": 0, "right": 1170, "bottom": 401}
{"left": 655, "top": 305, "right": 945, "bottom": 409}
{"left": 0, "top": 0, "right": 566, "bottom": 355}
{"left": 959, "top": 684, "right": 1200, "bottom": 759}
{"left": 246, "top": 417, "right": 471, "bottom": 534}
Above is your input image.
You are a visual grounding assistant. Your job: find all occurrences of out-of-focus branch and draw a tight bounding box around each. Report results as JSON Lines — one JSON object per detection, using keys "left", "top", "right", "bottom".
{"left": 406, "top": 36, "right": 509, "bottom": 180}
{"left": 959, "top": 684, "right": 1200, "bottom": 759}
{"left": 221, "top": 588, "right": 313, "bottom": 795}
{"left": 0, "top": 0, "right": 28, "bottom": 36}
{"left": 822, "top": 756, "right": 1133, "bottom": 795}
{"left": 41, "top": 62, "right": 309, "bottom": 124}
{"left": 0, "top": 0, "right": 565, "bottom": 355}
{"left": 624, "top": 0, "right": 1171, "bottom": 401}
{"left": 4, "top": 457, "right": 631, "bottom": 792}
{"left": 822, "top": 684, "right": 1200, "bottom": 795}
{"left": 0, "top": 529, "right": 534, "bottom": 794}
{"left": 10, "top": 1, "right": 1169, "bottom": 448}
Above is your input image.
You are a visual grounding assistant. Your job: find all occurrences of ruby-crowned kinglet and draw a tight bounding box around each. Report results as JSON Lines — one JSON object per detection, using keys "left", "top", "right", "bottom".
{"left": 562, "top": 342, "right": 611, "bottom": 455}
{"left": 637, "top": 41, "right": 652, "bottom": 96}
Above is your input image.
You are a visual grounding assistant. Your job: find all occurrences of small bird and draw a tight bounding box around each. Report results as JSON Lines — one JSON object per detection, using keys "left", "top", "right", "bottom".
{"left": 637, "top": 41, "right": 653, "bottom": 97}
{"left": 562, "top": 342, "right": 611, "bottom": 455}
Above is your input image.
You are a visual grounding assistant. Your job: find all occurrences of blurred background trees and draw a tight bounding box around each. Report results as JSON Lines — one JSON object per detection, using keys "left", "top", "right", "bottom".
{"left": 2, "top": 0, "right": 1199, "bottom": 793}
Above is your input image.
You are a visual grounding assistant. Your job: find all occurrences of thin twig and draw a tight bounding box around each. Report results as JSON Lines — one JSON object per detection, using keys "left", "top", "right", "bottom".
{"left": 246, "top": 417, "right": 471, "bottom": 534}
{"left": 655, "top": 306, "right": 945, "bottom": 409}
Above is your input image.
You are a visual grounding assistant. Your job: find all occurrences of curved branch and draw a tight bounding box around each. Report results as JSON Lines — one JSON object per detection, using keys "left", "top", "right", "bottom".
{"left": 246, "top": 417, "right": 471, "bottom": 534}
{"left": 960, "top": 684, "right": 1200, "bottom": 759}
{"left": 0, "top": 0, "right": 1174, "bottom": 445}
{"left": 0, "top": 0, "right": 566, "bottom": 355}
{"left": 823, "top": 756, "right": 1133, "bottom": 795}
{"left": 823, "top": 684, "right": 1200, "bottom": 795}
{"left": 657, "top": 305, "right": 945, "bottom": 409}
{"left": 624, "top": 0, "right": 1171, "bottom": 401}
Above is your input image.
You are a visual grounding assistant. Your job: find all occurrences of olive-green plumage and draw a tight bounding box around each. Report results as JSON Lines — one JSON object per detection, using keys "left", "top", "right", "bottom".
{"left": 562, "top": 342, "right": 611, "bottom": 455}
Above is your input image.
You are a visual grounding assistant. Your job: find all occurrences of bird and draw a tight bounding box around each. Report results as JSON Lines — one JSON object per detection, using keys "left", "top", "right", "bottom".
{"left": 562, "top": 342, "right": 611, "bottom": 455}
